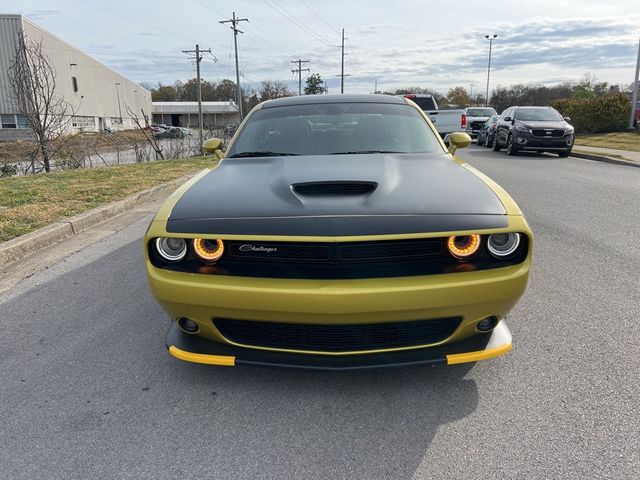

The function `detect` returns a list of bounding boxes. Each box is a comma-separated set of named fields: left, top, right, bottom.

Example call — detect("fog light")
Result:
left=178, top=317, right=199, bottom=334
left=477, top=316, right=498, bottom=332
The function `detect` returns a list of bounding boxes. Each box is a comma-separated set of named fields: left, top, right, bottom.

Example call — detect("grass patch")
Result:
left=0, top=157, right=216, bottom=243
left=574, top=132, right=640, bottom=152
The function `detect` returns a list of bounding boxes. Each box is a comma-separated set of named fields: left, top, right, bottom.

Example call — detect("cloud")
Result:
left=25, top=9, right=60, bottom=21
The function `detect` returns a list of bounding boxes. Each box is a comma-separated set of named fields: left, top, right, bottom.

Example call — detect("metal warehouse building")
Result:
left=151, top=101, right=240, bottom=129
left=0, top=14, right=151, bottom=141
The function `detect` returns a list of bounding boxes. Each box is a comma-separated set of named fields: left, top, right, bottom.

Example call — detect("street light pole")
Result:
left=628, top=34, right=640, bottom=130
left=485, top=34, right=497, bottom=107
left=115, top=82, right=122, bottom=120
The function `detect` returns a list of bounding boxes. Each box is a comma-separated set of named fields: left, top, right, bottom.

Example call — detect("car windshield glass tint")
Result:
left=409, top=97, right=437, bottom=110
left=467, top=108, right=496, bottom=116
left=515, top=108, right=562, bottom=121
left=227, top=103, right=441, bottom=157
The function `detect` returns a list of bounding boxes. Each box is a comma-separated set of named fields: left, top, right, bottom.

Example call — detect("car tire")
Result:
left=492, top=135, right=501, bottom=151
left=506, top=135, right=518, bottom=156
left=558, top=150, right=571, bottom=157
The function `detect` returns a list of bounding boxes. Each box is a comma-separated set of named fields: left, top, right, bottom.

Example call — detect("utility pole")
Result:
left=340, top=28, right=345, bottom=93
left=485, top=34, right=497, bottom=106
left=182, top=44, right=212, bottom=152
left=291, top=59, right=310, bottom=95
left=628, top=34, right=640, bottom=130
left=336, top=28, right=350, bottom=93
left=469, top=83, right=477, bottom=106
left=220, top=12, right=248, bottom=120
left=374, top=80, right=377, bottom=94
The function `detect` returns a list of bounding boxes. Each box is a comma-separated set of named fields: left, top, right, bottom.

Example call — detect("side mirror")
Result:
left=503, top=116, right=512, bottom=122
left=203, top=138, right=225, bottom=160
left=563, top=116, right=571, bottom=122
left=445, top=132, right=472, bottom=154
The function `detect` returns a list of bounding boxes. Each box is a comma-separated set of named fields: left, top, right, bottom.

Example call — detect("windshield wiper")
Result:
left=328, top=150, right=406, bottom=155
left=228, top=151, right=300, bottom=158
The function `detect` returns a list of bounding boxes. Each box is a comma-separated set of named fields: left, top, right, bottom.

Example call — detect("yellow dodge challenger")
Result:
left=145, top=94, right=532, bottom=370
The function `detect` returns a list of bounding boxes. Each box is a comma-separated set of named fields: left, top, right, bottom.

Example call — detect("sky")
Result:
left=4, top=0, right=640, bottom=96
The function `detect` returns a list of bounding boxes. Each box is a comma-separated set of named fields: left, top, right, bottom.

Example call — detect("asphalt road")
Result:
left=1, top=146, right=638, bottom=479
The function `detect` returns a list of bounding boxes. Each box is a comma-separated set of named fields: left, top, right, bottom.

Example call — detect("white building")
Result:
left=152, top=101, right=240, bottom=129
left=0, top=14, right=151, bottom=141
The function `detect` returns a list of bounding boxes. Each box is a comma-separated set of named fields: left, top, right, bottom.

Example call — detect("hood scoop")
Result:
left=292, top=181, right=378, bottom=196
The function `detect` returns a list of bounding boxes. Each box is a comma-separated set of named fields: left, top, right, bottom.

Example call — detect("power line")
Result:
left=291, top=59, right=310, bottom=95
left=220, top=12, right=249, bottom=119
left=298, top=0, right=340, bottom=35
left=261, top=0, right=336, bottom=48
left=79, top=0, right=197, bottom=44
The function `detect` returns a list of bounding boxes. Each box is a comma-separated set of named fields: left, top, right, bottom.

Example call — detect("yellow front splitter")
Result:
left=166, top=321, right=513, bottom=371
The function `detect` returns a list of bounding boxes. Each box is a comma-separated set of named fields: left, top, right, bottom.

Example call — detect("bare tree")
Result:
left=8, top=34, right=75, bottom=172
left=126, top=105, right=164, bottom=160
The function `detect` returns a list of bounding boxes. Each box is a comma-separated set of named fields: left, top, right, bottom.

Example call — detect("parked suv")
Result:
left=464, top=107, right=497, bottom=140
left=492, top=106, right=574, bottom=157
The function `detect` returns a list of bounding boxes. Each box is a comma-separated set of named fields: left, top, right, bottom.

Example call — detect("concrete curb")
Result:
left=0, top=173, right=195, bottom=267
left=570, top=151, right=640, bottom=168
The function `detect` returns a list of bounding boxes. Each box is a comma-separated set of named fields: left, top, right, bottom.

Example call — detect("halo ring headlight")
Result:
left=155, top=237, right=187, bottom=262
left=193, top=238, right=224, bottom=263
left=447, top=234, right=481, bottom=259
left=487, top=233, right=521, bottom=258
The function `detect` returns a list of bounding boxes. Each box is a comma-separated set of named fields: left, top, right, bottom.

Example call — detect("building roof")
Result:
left=152, top=101, right=238, bottom=114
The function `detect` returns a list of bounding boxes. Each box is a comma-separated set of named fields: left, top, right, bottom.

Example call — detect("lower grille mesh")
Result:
left=214, top=317, right=462, bottom=352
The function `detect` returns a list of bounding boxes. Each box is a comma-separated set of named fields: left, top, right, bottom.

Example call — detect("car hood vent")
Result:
left=292, top=181, right=377, bottom=196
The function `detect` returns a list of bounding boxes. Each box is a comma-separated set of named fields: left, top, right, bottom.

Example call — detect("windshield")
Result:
left=227, top=102, right=441, bottom=157
left=466, top=108, right=496, bottom=117
left=515, top=108, right=562, bottom=121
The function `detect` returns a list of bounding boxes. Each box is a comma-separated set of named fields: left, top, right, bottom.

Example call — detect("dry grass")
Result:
left=574, top=132, right=640, bottom=152
left=0, top=129, right=148, bottom=163
left=0, top=156, right=216, bottom=242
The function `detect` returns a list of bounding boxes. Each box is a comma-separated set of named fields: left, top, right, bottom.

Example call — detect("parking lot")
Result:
left=1, top=146, right=638, bottom=479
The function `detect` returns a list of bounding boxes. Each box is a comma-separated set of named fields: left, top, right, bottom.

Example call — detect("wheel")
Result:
left=506, top=135, right=518, bottom=156
left=558, top=150, right=571, bottom=157
left=492, top=134, right=501, bottom=151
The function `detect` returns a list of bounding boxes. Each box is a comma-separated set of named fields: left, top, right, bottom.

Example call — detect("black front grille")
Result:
left=227, top=238, right=443, bottom=263
left=531, top=129, right=565, bottom=137
left=339, top=240, right=441, bottom=260
left=292, top=181, right=377, bottom=196
left=214, top=317, right=462, bottom=352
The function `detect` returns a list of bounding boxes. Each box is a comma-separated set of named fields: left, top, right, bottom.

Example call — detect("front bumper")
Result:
left=166, top=320, right=513, bottom=370
left=515, top=133, right=574, bottom=151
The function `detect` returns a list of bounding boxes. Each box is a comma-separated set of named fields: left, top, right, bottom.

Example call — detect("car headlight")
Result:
left=447, top=234, right=481, bottom=259
left=515, top=125, right=529, bottom=133
left=155, top=237, right=187, bottom=262
left=565, top=127, right=574, bottom=135
left=487, top=233, right=521, bottom=258
left=193, top=238, right=224, bottom=263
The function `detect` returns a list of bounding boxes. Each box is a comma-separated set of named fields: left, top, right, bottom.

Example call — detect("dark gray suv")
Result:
left=492, top=106, right=574, bottom=157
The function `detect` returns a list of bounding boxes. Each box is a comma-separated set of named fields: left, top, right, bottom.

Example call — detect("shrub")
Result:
left=0, top=163, right=18, bottom=178
left=552, top=93, right=630, bottom=133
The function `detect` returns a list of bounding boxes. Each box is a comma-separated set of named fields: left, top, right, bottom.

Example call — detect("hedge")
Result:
left=552, top=93, right=630, bottom=134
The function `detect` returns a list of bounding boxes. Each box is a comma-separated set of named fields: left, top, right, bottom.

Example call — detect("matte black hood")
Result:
left=167, top=153, right=508, bottom=236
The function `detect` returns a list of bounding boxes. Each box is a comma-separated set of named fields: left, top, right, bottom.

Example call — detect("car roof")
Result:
left=261, top=94, right=406, bottom=109
left=511, top=106, right=553, bottom=109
